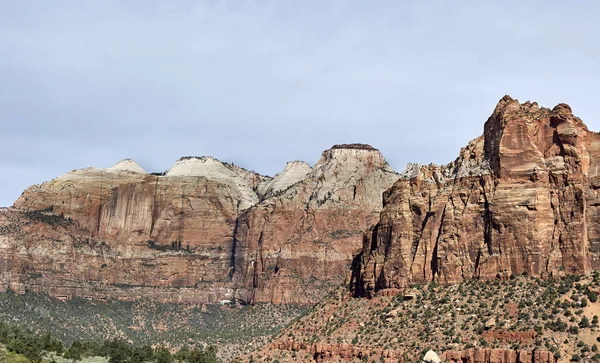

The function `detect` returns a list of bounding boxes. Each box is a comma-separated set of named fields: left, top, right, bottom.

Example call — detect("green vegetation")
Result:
left=0, top=318, right=218, bottom=363
left=250, top=273, right=600, bottom=362
left=0, top=321, right=63, bottom=362
left=0, top=291, right=308, bottom=362
left=23, top=208, right=72, bottom=226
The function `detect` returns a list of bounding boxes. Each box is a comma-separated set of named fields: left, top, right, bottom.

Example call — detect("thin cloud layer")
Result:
left=1, top=0, right=599, bottom=206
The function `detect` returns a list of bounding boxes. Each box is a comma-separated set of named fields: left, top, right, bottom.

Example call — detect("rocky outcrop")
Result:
left=5, top=95, right=599, bottom=306
left=3, top=158, right=255, bottom=302
left=422, top=350, right=441, bottom=363
left=351, top=96, right=600, bottom=297
left=265, top=341, right=555, bottom=363
left=442, top=348, right=557, bottom=363
left=259, top=161, right=312, bottom=198
left=270, top=340, right=404, bottom=362
left=165, top=156, right=271, bottom=211
left=232, top=144, right=399, bottom=303
left=2, top=147, right=397, bottom=304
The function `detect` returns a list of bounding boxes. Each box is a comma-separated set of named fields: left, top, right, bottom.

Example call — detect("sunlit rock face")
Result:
left=5, top=158, right=254, bottom=302
left=2, top=145, right=398, bottom=304
left=4, top=95, right=599, bottom=306
left=351, top=96, right=600, bottom=298
left=232, top=144, right=399, bottom=304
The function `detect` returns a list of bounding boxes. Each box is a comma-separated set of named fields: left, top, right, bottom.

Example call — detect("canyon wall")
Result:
left=1, top=146, right=397, bottom=304
left=232, top=145, right=399, bottom=303
left=2, top=159, right=250, bottom=302
left=3, top=96, right=600, bottom=305
left=351, top=96, right=600, bottom=297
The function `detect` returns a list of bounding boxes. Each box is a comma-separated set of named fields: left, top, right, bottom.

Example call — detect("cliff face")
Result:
left=2, top=147, right=397, bottom=304
left=442, top=348, right=557, bottom=363
left=232, top=145, right=399, bottom=304
left=4, top=159, right=252, bottom=302
left=259, top=342, right=556, bottom=363
left=4, top=96, right=600, bottom=305
left=351, top=96, right=600, bottom=297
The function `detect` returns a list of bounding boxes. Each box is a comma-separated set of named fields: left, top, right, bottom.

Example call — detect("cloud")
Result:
left=1, top=0, right=599, bottom=206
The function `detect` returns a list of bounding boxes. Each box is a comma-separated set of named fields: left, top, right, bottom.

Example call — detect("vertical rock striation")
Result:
left=3, top=159, right=265, bottom=302
left=351, top=96, right=600, bottom=297
left=232, top=144, right=399, bottom=303
left=2, top=148, right=397, bottom=304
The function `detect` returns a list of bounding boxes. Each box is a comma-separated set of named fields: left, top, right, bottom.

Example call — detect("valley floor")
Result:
left=0, top=292, right=308, bottom=362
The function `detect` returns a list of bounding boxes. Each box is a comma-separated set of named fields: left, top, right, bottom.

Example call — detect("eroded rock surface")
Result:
left=4, top=159, right=251, bottom=302
left=2, top=146, right=397, bottom=304
left=4, top=96, right=599, bottom=306
left=351, top=96, right=600, bottom=297
left=442, top=348, right=557, bottom=363
left=250, top=340, right=555, bottom=363
left=232, top=144, right=399, bottom=303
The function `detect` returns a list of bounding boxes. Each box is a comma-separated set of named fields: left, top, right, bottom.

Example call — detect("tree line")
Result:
left=0, top=320, right=218, bottom=363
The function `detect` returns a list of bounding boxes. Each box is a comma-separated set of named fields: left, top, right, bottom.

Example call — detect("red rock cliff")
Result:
left=3, top=159, right=255, bottom=302
left=232, top=145, right=399, bottom=304
left=351, top=96, right=600, bottom=297
left=1, top=146, right=397, bottom=304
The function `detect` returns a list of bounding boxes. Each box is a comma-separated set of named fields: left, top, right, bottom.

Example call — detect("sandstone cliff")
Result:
left=351, top=96, right=600, bottom=297
left=232, top=144, right=399, bottom=303
left=442, top=348, right=557, bottom=363
left=258, top=341, right=556, bottom=363
left=2, top=146, right=397, bottom=303
left=5, top=95, right=600, bottom=306
left=4, top=158, right=255, bottom=302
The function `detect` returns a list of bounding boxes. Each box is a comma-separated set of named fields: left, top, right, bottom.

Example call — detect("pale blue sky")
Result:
left=1, top=0, right=599, bottom=206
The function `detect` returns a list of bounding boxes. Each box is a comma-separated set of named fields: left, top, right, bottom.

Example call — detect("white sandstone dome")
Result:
left=166, top=156, right=261, bottom=210
left=261, top=161, right=312, bottom=197
left=106, top=159, right=147, bottom=174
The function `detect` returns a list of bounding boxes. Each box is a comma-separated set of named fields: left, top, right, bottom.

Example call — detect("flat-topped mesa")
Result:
left=351, top=96, right=600, bottom=298
left=330, top=143, right=377, bottom=150
left=303, top=145, right=397, bottom=208
left=324, top=144, right=394, bottom=174
left=231, top=145, right=399, bottom=304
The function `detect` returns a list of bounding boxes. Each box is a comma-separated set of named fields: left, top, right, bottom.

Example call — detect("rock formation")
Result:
left=258, top=340, right=556, bottom=363
left=165, top=156, right=271, bottom=211
left=422, top=350, right=441, bottom=363
left=1, top=146, right=397, bottom=304
left=3, top=158, right=254, bottom=302
left=351, top=96, right=600, bottom=297
left=3, top=95, right=600, bottom=306
left=232, top=144, right=399, bottom=303
left=442, top=348, right=557, bottom=363
left=259, top=161, right=312, bottom=198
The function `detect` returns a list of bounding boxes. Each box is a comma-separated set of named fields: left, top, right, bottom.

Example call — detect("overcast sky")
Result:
left=1, top=1, right=599, bottom=206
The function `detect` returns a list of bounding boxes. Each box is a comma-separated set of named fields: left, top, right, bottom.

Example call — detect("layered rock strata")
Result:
left=263, top=340, right=556, bottom=363
left=4, top=95, right=600, bottom=305
left=232, top=145, right=399, bottom=303
left=4, top=159, right=251, bottom=302
left=442, top=348, right=557, bottom=363
left=351, top=96, right=600, bottom=297
left=2, top=146, right=397, bottom=303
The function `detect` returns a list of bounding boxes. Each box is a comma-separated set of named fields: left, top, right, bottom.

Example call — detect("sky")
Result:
left=1, top=1, right=599, bottom=206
